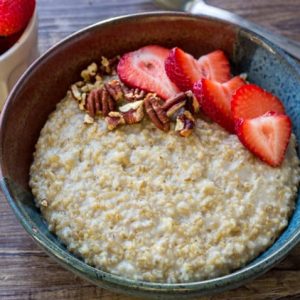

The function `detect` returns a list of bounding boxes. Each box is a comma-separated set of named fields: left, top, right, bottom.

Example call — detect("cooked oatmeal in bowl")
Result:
left=29, top=46, right=300, bottom=283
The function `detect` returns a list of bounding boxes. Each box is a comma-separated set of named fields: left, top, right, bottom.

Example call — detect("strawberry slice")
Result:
left=198, top=50, right=231, bottom=83
left=117, top=45, right=180, bottom=100
left=0, top=0, right=36, bottom=36
left=232, top=84, right=285, bottom=120
left=235, top=112, right=291, bottom=167
left=165, top=48, right=231, bottom=92
left=165, top=47, right=202, bottom=91
left=193, top=76, right=246, bottom=132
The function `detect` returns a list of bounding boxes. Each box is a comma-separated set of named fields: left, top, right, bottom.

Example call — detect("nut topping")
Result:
left=86, top=88, right=116, bottom=118
left=70, top=84, right=82, bottom=101
left=105, top=80, right=124, bottom=102
left=144, top=94, right=170, bottom=132
left=175, top=111, right=195, bottom=137
left=105, top=112, right=125, bottom=130
left=119, top=100, right=144, bottom=124
left=123, top=86, right=146, bottom=102
left=185, top=90, right=200, bottom=114
left=162, top=92, right=186, bottom=117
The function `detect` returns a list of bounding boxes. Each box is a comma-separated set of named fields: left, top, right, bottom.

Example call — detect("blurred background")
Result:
left=38, top=0, right=300, bottom=54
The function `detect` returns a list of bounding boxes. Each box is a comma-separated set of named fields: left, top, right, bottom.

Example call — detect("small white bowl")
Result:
left=0, top=8, right=38, bottom=109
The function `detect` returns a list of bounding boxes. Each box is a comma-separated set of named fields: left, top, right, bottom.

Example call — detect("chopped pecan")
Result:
left=144, top=94, right=170, bottom=132
left=105, top=80, right=124, bottom=102
left=123, top=86, right=146, bottom=102
left=185, top=90, right=200, bottom=114
left=105, top=112, right=125, bottom=130
left=86, top=88, right=116, bottom=118
left=81, top=62, right=98, bottom=82
left=119, top=100, right=144, bottom=124
left=84, top=113, right=94, bottom=124
left=175, top=110, right=195, bottom=137
left=162, top=92, right=186, bottom=117
left=100, top=56, right=120, bottom=75
left=70, top=84, right=82, bottom=101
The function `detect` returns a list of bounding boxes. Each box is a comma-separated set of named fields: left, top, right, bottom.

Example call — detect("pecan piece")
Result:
left=185, top=90, right=200, bottom=114
left=70, top=84, right=82, bottom=101
left=119, top=100, right=144, bottom=124
left=86, top=88, right=116, bottom=118
left=105, top=80, right=124, bottom=102
left=100, top=56, right=120, bottom=75
left=175, top=110, right=195, bottom=137
left=86, top=88, right=101, bottom=117
left=123, top=86, right=146, bottom=102
left=81, top=62, right=98, bottom=82
left=162, top=92, right=186, bottom=117
left=105, top=112, right=125, bottom=130
left=144, top=94, right=170, bottom=132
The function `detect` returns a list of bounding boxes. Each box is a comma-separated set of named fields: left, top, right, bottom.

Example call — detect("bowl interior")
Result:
left=0, top=13, right=300, bottom=298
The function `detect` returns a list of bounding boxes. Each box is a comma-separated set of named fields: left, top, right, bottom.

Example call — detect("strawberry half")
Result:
left=117, top=45, right=180, bottom=100
left=198, top=50, right=231, bottom=83
left=235, top=112, right=291, bottom=167
left=165, top=48, right=231, bottom=92
left=193, top=76, right=246, bottom=132
left=0, top=0, right=36, bottom=36
left=232, top=84, right=285, bottom=120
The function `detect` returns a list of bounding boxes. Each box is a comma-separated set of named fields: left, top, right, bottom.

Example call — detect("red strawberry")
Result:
left=117, top=45, right=180, bottom=100
left=232, top=84, right=285, bottom=120
left=0, top=0, right=36, bottom=36
left=235, top=112, right=291, bottom=167
left=193, top=76, right=246, bottom=132
left=165, top=47, right=202, bottom=91
left=198, top=50, right=231, bottom=83
left=165, top=48, right=231, bottom=92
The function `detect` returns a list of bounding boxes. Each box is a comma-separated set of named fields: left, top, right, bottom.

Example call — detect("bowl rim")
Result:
left=1, top=11, right=300, bottom=295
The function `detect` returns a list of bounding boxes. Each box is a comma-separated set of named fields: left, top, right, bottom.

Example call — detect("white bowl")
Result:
left=0, top=8, right=38, bottom=109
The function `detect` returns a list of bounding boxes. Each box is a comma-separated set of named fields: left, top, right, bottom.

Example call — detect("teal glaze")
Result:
left=0, top=13, right=299, bottom=299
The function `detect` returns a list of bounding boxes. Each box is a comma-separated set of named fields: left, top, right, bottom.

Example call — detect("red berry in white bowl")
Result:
left=0, top=0, right=36, bottom=36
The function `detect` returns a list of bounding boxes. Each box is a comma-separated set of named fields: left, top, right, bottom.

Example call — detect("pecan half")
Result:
left=144, top=94, right=170, bottom=132
left=105, top=80, right=124, bottom=102
left=119, top=100, right=144, bottom=124
left=175, top=110, right=195, bottom=137
left=105, top=112, right=125, bottom=130
left=86, top=88, right=116, bottom=118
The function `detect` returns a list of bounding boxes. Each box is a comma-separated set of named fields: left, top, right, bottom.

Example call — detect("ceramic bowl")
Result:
left=0, top=12, right=299, bottom=299
left=0, top=8, right=38, bottom=109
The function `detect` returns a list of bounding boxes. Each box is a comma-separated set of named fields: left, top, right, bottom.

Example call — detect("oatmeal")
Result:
left=30, top=94, right=300, bottom=283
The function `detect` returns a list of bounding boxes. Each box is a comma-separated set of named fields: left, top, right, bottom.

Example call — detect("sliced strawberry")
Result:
left=235, top=112, right=291, bottom=167
left=0, top=0, right=36, bottom=36
left=165, top=48, right=231, bottom=92
left=193, top=76, right=246, bottom=132
left=232, top=84, right=285, bottom=120
left=117, top=45, right=180, bottom=100
left=165, top=47, right=202, bottom=91
left=198, top=50, right=231, bottom=83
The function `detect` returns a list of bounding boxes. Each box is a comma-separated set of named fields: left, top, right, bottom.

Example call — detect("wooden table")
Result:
left=1, top=0, right=300, bottom=299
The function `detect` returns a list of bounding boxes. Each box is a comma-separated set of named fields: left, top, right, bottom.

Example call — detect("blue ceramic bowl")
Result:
left=0, top=12, right=299, bottom=299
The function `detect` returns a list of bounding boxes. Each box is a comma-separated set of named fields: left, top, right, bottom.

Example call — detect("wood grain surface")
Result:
left=1, top=0, right=300, bottom=299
